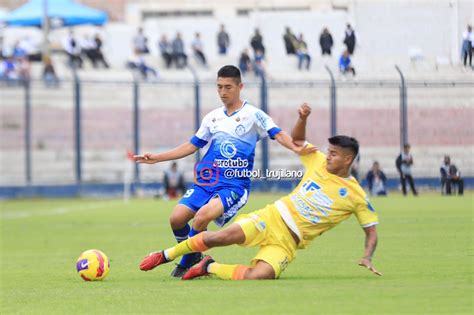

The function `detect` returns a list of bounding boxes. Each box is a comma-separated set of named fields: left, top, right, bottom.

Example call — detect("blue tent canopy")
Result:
left=6, top=0, right=107, bottom=27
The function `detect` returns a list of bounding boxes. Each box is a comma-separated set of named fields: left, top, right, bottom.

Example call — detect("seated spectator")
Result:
left=319, top=27, right=333, bottom=56
left=93, top=34, right=110, bottom=68
left=250, top=28, right=265, bottom=56
left=366, top=161, right=387, bottom=196
left=163, top=162, right=185, bottom=200
left=17, top=56, right=31, bottom=82
left=440, top=156, right=464, bottom=195
left=191, top=32, right=207, bottom=67
left=0, top=56, right=18, bottom=83
left=217, top=24, right=230, bottom=55
left=283, top=27, right=297, bottom=55
left=253, top=49, right=266, bottom=77
left=133, top=27, right=149, bottom=54
left=296, top=33, right=311, bottom=70
left=127, top=49, right=158, bottom=80
left=339, top=50, right=355, bottom=76
left=63, top=30, right=83, bottom=69
left=238, top=49, right=252, bottom=75
left=172, top=32, right=187, bottom=69
left=158, top=35, right=173, bottom=68
left=80, top=35, right=98, bottom=68
left=43, top=56, right=59, bottom=87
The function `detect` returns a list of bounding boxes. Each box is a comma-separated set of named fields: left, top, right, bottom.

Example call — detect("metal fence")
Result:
left=1, top=69, right=473, bottom=188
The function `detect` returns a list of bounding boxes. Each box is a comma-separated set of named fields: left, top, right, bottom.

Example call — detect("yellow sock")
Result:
left=208, top=263, right=249, bottom=280
left=165, top=234, right=209, bottom=261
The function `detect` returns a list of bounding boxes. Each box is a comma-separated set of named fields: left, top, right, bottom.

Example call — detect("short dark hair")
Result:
left=217, top=65, right=241, bottom=84
left=328, top=135, right=359, bottom=160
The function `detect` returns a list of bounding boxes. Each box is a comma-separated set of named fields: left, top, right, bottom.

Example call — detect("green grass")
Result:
left=1, top=193, right=472, bottom=314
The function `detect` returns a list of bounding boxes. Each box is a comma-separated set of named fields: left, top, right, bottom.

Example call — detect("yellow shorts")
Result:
left=235, top=204, right=297, bottom=278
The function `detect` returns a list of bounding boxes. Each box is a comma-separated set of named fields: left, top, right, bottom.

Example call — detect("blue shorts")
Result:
left=179, top=184, right=249, bottom=227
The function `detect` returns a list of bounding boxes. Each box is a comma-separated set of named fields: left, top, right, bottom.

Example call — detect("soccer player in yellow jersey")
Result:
left=139, top=103, right=382, bottom=280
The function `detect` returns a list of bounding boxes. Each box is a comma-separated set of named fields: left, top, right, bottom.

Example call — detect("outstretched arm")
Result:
left=133, top=142, right=198, bottom=164
left=358, top=225, right=382, bottom=276
left=274, top=131, right=316, bottom=156
left=291, top=103, right=311, bottom=145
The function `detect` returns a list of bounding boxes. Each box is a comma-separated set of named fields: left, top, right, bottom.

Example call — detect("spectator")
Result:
left=158, top=35, right=173, bottom=68
left=17, top=56, right=31, bottom=82
left=127, top=49, right=158, bottom=80
left=0, top=56, right=18, bottom=83
left=366, top=161, right=387, bottom=196
left=133, top=27, right=149, bottom=54
left=250, top=28, right=265, bottom=56
left=42, top=56, right=59, bottom=87
left=80, top=35, right=98, bottom=68
left=296, top=33, right=311, bottom=70
left=319, top=27, right=333, bottom=56
left=172, top=32, right=187, bottom=69
left=339, top=50, right=356, bottom=76
left=440, top=156, right=464, bottom=195
left=238, top=49, right=252, bottom=75
left=93, top=34, right=110, bottom=68
left=461, top=25, right=472, bottom=68
left=191, top=32, right=207, bottom=67
left=63, top=30, right=83, bottom=68
left=253, top=49, right=266, bottom=77
left=396, top=143, right=418, bottom=196
left=163, top=162, right=186, bottom=200
left=217, top=24, right=230, bottom=55
left=343, top=24, right=356, bottom=55
left=283, top=26, right=297, bottom=55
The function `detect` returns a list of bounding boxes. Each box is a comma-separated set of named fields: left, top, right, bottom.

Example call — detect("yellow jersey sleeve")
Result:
left=299, top=143, right=325, bottom=170
left=353, top=195, right=379, bottom=228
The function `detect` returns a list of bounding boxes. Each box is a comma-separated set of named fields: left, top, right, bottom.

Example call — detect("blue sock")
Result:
left=179, top=227, right=203, bottom=268
left=172, top=224, right=190, bottom=243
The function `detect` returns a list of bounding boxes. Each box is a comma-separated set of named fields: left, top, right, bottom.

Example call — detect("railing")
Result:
left=1, top=69, right=473, bottom=187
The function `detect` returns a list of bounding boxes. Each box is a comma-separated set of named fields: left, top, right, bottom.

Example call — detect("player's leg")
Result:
left=179, top=187, right=248, bottom=270
left=170, top=185, right=211, bottom=276
left=139, top=223, right=245, bottom=271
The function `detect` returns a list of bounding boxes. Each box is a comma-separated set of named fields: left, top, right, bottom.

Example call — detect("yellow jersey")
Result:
left=276, top=145, right=379, bottom=248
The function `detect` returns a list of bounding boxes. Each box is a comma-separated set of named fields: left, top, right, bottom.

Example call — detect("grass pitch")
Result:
left=1, top=193, right=472, bottom=314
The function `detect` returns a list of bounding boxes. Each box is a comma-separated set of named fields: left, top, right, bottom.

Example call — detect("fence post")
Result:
left=23, top=79, right=32, bottom=185
left=260, top=71, right=269, bottom=187
left=395, top=65, right=408, bottom=149
left=133, top=80, right=140, bottom=183
left=73, top=71, right=82, bottom=184
left=188, top=66, right=201, bottom=163
left=325, top=65, right=337, bottom=137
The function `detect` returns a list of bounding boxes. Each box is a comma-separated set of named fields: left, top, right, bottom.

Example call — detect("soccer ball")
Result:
left=76, top=249, right=110, bottom=281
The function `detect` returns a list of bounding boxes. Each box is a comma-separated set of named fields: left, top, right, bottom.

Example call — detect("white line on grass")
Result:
left=1, top=201, right=122, bottom=220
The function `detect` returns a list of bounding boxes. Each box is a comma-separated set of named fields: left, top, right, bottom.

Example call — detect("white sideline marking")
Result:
left=1, top=201, right=121, bottom=220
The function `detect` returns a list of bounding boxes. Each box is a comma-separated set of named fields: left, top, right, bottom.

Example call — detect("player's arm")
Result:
left=358, top=225, right=382, bottom=276
left=133, top=142, right=198, bottom=164
left=291, top=103, right=311, bottom=145
left=274, top=131, right=316, bottom=156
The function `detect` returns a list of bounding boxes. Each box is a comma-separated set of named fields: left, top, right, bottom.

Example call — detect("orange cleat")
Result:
left=181, top=256, right=214, bottom=280
left=139, top=251, right=168, bottom=271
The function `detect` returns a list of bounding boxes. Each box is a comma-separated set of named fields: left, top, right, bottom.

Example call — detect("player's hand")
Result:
left=298, top=103, right=312, bottom=120
left=293, top=144, right=317, bottom=156
left=133, top=153, right=158, bottom=164
left=358, top=258, right=382, bottom=276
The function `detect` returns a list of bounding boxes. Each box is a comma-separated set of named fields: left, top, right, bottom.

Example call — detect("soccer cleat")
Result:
left=170, top=264, right=188, bottom=278
left=139, top=251, right=168, bottom=271
left=182, top=256, right=214, bottom=280
left=170, top=253, right=204, bottom=278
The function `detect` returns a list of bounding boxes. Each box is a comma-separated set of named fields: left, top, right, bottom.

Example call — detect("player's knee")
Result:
left=169, top=210, right=188, bottom=230
left=192, top=212, right=213, bottom=230
left=243, top=268, right=275, bottom=280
